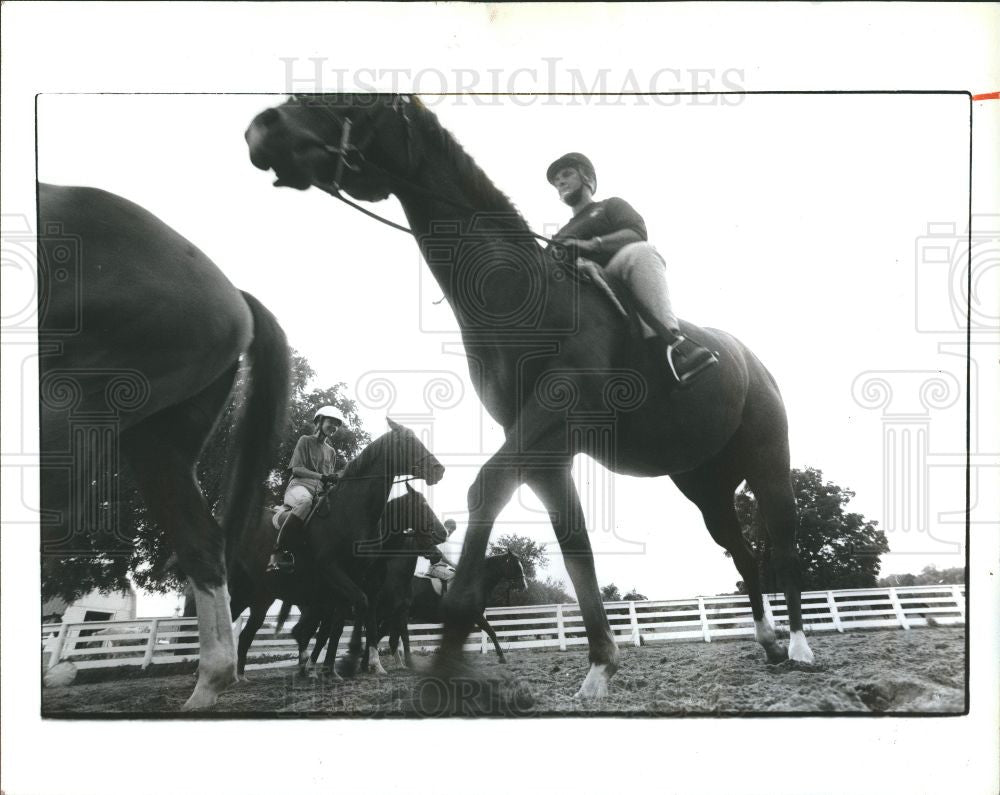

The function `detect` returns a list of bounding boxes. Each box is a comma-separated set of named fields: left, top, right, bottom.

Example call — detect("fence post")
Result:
left=887, top=587, right=910, bottom=630
left=628, top=601, right=641, bottom=647
left=556, top=604, right=567, bottom=651
left=47, top=619, right=71, bottom=669
left=951, top=584, right=966, bottom=622
left=826, top=591, right=844, bottom=632
left=697, top=597, right=711, bottom=642
left=141, top=618, right=161, bottom=669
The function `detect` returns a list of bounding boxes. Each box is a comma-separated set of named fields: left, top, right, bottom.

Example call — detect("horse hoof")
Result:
left=335, top=654, right=362, bottom=679
left=764, top=643, right=789, bottom=665
left=574, top=663, right=613, bottom=700
left=788, top=631, right=815, bottom=664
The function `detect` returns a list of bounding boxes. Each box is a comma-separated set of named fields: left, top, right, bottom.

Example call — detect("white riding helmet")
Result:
left=313, top=405, right=346, bottom=426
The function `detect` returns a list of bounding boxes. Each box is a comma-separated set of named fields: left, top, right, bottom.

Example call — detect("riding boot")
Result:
left=663, top=332, right=719, bottom=387
left=266, top=513, right=305, bottom=574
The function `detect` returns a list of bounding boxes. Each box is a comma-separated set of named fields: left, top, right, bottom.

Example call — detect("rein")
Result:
left=297, top=96, right=625, bottom=316
left=308, top=98, right=568, bottom=255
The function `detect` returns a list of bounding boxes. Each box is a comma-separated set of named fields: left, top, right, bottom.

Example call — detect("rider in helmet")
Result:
left=424, top=518, right=459, bottom=582
left=266, top=405, right=348, bottom=574
left=546, top=152, right=718, bottom=386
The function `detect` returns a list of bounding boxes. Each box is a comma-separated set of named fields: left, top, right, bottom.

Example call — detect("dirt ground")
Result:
left=42, top=626, right=966, bottom=717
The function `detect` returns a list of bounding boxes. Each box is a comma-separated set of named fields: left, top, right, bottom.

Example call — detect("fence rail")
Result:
left=42, top=584, right=965, bottom=672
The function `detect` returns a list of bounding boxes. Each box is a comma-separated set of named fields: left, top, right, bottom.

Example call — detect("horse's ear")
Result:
left=387, top=417, right=402, bottom=431
left=405, top=482, right=416, bottom=495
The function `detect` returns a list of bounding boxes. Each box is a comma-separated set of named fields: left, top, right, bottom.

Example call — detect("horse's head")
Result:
left=246, top=94, right=419, bottom=202
left=386, top=417, right=445, bottom=485
left=392, top=482, right=449, bottom=548
left=499, top=549, right=527, bottom=592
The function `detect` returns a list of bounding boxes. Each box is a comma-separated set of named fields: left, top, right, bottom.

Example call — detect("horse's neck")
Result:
left=396, top=150, right=534, bottom=321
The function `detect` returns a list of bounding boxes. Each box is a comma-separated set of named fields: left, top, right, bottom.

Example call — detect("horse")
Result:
left=246, top=95, right=815, bottom=704
left=227, top=419, right=444, bottom=677
left=407, top=550, right=527, bottom=664
left=295, top=483, right=449, bottom=675
left=38, top=184, right=289, bottom=710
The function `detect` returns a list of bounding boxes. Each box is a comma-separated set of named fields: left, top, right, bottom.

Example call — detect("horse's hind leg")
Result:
left=236, top=601, right=269, bottom=679
left=121, top=368, right=240, bottom=710
left=746, top=470, right=814, bottom=664
left=672, top=465, right=787, bottom=664
left=476, top=616, right=506, bottom=664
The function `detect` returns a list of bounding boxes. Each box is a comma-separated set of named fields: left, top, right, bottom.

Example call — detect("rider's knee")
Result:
left=605, top=241, right=664, bottom=280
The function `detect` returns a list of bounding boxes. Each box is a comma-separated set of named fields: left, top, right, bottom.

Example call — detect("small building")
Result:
left=42, top=586, right=138, bottom=625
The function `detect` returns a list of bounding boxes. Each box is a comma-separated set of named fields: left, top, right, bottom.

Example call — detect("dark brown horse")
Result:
left=294, top=483, right=449, bottom=675
left=38, top=184, right=289, bottom=709
left=246, top=95, right=814, bottom=703
left=228, top=420, right=445, bottom=676
left=407, top=550, right=527, bottom=664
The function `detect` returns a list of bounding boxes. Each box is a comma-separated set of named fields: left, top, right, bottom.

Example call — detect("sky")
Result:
left=33, top=90, right=981, bottom=616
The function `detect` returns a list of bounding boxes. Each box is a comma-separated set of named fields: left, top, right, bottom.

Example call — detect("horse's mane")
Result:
left=338, top=428, right=390, bottom=480
left=407, top=98, right=532, bottom=233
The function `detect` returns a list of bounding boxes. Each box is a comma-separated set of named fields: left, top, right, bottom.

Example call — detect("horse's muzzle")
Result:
left=415, top=462, right=445, bottom=486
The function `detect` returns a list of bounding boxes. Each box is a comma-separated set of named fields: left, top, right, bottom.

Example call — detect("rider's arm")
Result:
left=288, top=436, right=323, bottom=480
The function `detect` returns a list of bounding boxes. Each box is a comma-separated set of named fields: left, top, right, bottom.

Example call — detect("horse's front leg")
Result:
left=527, top=466, right=618, bottom=699
left=438, top=450, right=527, bottom=659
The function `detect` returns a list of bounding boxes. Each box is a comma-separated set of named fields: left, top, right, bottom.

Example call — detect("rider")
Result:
left=546, top=152, right=718, bottom=386
left=424, top=518, right=458, bottom=582
left=266, top=405, right=348, bottom=574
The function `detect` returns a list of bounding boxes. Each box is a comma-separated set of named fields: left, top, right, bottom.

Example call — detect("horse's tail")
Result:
left=221, top=291, right=290, bottom=575
left=274, top=601, right=294, bottom=636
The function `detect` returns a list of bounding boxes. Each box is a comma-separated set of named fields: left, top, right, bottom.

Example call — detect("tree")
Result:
left=42, top=349, right=371, bottom=601
left=600, top=583, right=622, bottom=602
left=878, top=565, right=964, bottom=588
left=733, top=467, right=889, bottom=593
left=485, top=533, right=574, bottom=606
left=622, top=588, right=647, bottom=601
left=488, top=534, right=548, bottom=581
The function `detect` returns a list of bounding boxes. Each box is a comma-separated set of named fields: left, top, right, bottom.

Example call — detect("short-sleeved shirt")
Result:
left=287, top=434, right=346, bottom=491
left=550, top=197, right=648, bottom=267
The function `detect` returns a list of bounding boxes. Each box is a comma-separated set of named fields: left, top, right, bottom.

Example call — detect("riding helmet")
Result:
left=546, top=152, right=597, bottom=194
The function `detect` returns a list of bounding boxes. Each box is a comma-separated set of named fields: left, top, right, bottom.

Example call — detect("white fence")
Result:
left=42, top=584, right=965, bottom=672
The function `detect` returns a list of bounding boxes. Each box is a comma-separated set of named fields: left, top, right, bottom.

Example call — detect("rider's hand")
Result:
left=321, top=472, right=339, bottom=486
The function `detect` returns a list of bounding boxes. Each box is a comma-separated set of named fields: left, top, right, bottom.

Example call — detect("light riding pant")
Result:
left=284, top=480, right=318, bottom=520
left=602, top=241, right=680, bottom=339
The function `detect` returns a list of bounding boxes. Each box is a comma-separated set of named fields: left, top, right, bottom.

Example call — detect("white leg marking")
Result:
left=574, top=663, right=612, bottom=700
left=368, top=646, right=387, bottom=675
left=788, top=630, right=815, bottom=664
left=394, top=647, right=406, bottom=668
left=182, top=582, right=238, bottom=711
left=754, top=618, right=777, bottom=646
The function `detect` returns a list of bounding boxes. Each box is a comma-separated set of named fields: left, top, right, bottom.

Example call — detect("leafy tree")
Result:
left=622, top=588, right=647, bottom=601
left=733, top=466, right=889, bottom=593
left=42, top=349, right=370, bottom=602
left=600, top=583, right=622, bottom=602
left=878, top=565, right=964, bottom=588
left=485, top=533, right=574, bottom=606
left=488, top=533, right=548, bottom=581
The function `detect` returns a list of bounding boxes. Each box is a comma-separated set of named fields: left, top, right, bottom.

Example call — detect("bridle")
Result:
left=289, top=94, right=568, bottom=253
